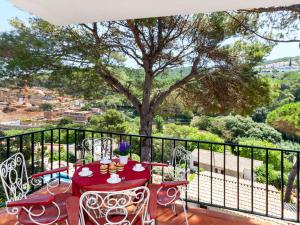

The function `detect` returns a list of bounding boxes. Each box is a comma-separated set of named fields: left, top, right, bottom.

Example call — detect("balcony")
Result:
left=0, top=127, right=299, bottom=224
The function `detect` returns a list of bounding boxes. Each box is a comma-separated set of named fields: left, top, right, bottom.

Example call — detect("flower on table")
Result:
left=115, top=141, right=131, bottom=156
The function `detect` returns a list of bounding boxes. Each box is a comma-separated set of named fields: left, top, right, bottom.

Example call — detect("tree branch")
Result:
left=95, top=64, right=141, bottom=111
left=150, top=54, right=202, bottom=112
left=227, top=12, right=300, bottom=43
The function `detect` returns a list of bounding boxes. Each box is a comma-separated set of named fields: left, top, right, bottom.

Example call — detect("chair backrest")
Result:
left=0, top=153, right=30, bottom=202
left=81, top=138, right=113, bottom=161
left=79, top=186, right=151, bottom=225
left=170, top=146, right=191, bottom=181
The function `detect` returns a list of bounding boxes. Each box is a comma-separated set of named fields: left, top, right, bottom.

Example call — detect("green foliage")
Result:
left=39, top=103, right=53, bottom=111
left=160, top=124, right=224, bottom=152
left=256, top=164, right=288, bottom=189
left=277, top=141, right=300, bottom=151
left=47, top=147, right=76, bottom=163
left=239, top=138, right=292, bottom=188
left=238, top=138, right=279, bottom=166
left=180, top=41, right=272, bottom=115
left=154, top=116, right=164, bottom=132
left=208, top=115, right=282, bottom=143
left=251, top=107, right=269, bottom=123
left=88, top=109, right=128, bottom=133
left=267, top=71, right=300, bottom=110
left=191, top=116, right=212, bottom=130
left=57, top=117, right=74, bottom=127
left=267, top=102, right=300, bottom=138
left=96, top=95, right=124, bottom=109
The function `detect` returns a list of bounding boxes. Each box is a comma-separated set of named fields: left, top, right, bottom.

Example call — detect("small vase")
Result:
left=119, top=155, right=129, bottom=165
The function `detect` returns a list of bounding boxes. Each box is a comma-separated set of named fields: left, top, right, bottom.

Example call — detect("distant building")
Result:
left=191, top=149, right=263, bottom=180
left=91, top=108, right=102, bottom=114
left=0, top=88, right=18, bottom=103
left=44, top=108, right=63, bottom=120
left=63, top=110, right=91, bottom=122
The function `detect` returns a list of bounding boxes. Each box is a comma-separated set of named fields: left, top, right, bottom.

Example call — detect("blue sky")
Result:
left=1, top=0, right=300, bottom=61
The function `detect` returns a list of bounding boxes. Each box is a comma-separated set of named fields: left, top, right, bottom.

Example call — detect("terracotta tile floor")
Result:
left=155, top=205, right=274, bottom=225
left=0, top=183, right=276, bottom=225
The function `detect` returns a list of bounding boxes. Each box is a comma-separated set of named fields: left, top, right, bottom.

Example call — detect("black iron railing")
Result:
left=0, top=127, right=299, bottom=222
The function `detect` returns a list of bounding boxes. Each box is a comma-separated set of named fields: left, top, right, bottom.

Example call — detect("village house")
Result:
left=44, top=108, right=64, bottom=120
left=191, top=149, right=263, bottom=180
left=0, top=88, right=19, bottom=103
left=63, top=110, right=91, bottom=123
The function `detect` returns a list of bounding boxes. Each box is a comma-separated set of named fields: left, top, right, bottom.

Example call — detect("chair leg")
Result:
left=172, top=203, right=177, bottom=216
left=181, top=199, right=189, bottom=225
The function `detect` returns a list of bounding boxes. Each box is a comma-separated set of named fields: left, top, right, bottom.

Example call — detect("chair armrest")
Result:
left=66, top=196, right=80, bottom=225
left=142, top=162, right=169, bottom=167
left=7, top=195, right=55, bottom=207
left=161, top=180, right=189, bottom=188
left=31, top=166, right=69, bottom=179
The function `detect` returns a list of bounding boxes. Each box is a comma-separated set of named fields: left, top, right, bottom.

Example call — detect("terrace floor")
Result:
left=0, top=183, right=277, bottom=225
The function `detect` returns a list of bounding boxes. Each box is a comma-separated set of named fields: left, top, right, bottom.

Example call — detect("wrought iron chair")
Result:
left=74, top=137, right=113, bottom=169
left=67, top=186, right=155, bottom=225
left=0, top=152, right=72, bottom=225
left=144, top=146, right=191, bottom=225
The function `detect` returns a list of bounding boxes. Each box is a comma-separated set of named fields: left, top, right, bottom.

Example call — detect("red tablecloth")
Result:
left=72, top=160, right=150, bottom=197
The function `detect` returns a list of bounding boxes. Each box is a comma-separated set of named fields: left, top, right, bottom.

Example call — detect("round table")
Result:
left=72, top=160, right=151, bottom=197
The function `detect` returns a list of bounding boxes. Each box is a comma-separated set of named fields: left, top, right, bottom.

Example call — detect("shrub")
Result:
left=190, top=116, right=211, bottom=130
left=209, top=115, right=282, bottom=143
left=88, top=109, right=127, bottom=133
left=251, top=107, right=269, bottom=123
left=238, top=137, right=292, bottom=171
left=57, top=117, right=74, bottom=127
left=159, top=124, right=224, bottom=152
left=154, top=115, right=164, bottom=132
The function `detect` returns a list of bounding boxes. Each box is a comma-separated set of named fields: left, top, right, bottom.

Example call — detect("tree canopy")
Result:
left=267, top=102, right=300, bottom=139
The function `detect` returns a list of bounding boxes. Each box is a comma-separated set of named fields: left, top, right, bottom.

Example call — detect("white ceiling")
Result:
left=10, top=0, right=300, bottom=25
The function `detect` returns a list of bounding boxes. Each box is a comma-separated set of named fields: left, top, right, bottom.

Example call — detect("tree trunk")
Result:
left=284, top=157, right=298, bottom=202
left=139, top=113, right=153, bottom=162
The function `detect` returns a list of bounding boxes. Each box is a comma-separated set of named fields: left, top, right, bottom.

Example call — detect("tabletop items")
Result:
left=107, top=173, right=122, bottom=184
left=79, top=167, right=93, bottom=177
left=100, top=164, right=108, bottom=174
left=109, top=162, right=117, bottom=174
left=133, top=163, right=145, bottom=172
left=72, top=160, right=150, bottom=197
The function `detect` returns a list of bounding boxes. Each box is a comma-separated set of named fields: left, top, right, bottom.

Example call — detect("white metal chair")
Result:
left=145, top=146, right=191, bottom=225
left=0, top=152, right=72, bottom=225
left=75, top=138, right=113, bottom=169
left=74, top=186, right=155, bottom=225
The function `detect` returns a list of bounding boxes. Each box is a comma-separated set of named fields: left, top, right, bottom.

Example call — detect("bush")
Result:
left=251, top=107, right=269, bottom=123
left=88, top=109, right=128, bottom=133
left=209, top=115, right=282, bottom=143
left=178, top=110, right=194, bottom=120
left=256, top=164, right=288, bottom=189
left=190, top=116, right=211, bottom=130
left=39, top=103, right=53, bottom=111
left=239, top=137, right=293, bottom=189
left=238, top=137, right=292, bottom=171
left=57, top=117, right=74, bottom=127
left=154, top=115, right=164, bottom=132
left=160, top=124, right=224, bottom=152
